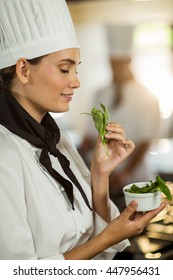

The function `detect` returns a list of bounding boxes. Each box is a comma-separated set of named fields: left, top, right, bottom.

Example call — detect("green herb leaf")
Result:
left=125, top=176, right=172, bottom=201
left=155, top=176, right=172, bottom=201
left=81, top=103, right=110, bottom=147
left=91, top=108, right=104, bottom=141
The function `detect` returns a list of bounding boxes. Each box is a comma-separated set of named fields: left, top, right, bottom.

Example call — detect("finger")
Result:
left=105, top=129, right=126, bottom=141
left=141, top=201, right=169, bottom=224
left=122, top=140, right=135, bottom=151
left=107, top=122, right=122, bottom=128
left=106, top=123, right=125, bottom=136
left=105, top=133, right=125, bottom=141
left=122, top=200, right=138, bottom=219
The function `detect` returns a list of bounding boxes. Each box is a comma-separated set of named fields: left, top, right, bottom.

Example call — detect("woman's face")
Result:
left=13, top=48, right=81, bottom=122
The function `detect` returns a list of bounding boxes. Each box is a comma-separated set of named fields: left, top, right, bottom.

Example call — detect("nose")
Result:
left=69, top=74, right=80, bottom=90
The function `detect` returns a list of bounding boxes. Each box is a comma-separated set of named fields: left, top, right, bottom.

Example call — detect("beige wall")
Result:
left=68, top=0, right=173, bottom=25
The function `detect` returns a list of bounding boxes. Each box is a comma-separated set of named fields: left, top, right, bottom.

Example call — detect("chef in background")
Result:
left=79, top=25, right=161, bottom=211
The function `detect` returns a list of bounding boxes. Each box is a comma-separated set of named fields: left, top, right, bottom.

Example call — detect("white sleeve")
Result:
left=91, top=200, right=130, bottom=260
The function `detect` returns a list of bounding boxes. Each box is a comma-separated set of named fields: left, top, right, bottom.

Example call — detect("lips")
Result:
left=61, top=93, right=74, bottom=101
left=61, top=93, right=73, bottom=96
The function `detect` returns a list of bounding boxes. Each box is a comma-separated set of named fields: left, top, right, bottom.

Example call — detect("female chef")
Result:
left=0, top=0, right=168, bottom=260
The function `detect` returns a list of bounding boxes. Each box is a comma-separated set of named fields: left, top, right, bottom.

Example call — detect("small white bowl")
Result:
left=123, top=182, right=161, bottom=212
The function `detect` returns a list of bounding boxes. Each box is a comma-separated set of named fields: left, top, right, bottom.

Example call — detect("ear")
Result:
left=15, top=58, right=30, bottom=85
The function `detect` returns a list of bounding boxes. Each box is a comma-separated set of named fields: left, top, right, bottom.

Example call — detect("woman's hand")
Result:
left=101, top=200, right=169, bottom=248
left=90, top=122, right=135, bottom=222
left=91, top=122, right=135, bottom=177
left=64, top=200, right=168, bottom=260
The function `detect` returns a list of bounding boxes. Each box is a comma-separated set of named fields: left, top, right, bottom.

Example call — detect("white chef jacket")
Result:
left=0, top=124, right=129, bottom=260
left=88, top=80, right=161, bottom=182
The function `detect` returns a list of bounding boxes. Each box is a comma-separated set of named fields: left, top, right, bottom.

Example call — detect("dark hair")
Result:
left=0, top=56, right=45, bottom=93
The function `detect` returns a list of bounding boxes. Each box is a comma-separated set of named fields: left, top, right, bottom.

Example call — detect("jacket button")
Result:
left=80, top=228, right=86, bottom=234
left=84, top=172, right=90, bottom=177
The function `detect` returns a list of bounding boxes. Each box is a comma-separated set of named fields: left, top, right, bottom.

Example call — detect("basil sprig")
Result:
left=125, top=175, right=172, bottom=201
left=81, top=103, right=110, bottom=146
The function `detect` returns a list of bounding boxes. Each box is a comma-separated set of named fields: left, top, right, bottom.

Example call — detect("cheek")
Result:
left=41, top=66, right=66, bottom=90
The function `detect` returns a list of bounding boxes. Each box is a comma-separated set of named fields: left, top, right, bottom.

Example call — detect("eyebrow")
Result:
left=59, top=59, right=81, bottom=65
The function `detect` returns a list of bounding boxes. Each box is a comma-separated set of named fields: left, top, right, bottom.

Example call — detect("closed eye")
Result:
left=60, top=69, right=69, bottom=74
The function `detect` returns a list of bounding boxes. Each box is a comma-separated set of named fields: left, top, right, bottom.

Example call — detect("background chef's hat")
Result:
left=0, top=0, right=80, bottom=69
left=106, top=25, right=134, bottom=59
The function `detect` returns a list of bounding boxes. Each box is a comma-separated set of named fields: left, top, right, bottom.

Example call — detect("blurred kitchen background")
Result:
left=55, top=0, right=173, bottom=259
left=53, top=0, right=173, bottom=179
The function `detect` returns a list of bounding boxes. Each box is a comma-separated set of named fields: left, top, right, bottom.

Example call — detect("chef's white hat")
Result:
left=106, top=25, right=134, bottom=58
left=0, top=0, right=80, bottom=69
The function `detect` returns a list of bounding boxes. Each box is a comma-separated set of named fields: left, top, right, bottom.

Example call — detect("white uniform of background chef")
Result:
left=79, top=25, right=161, bottom=210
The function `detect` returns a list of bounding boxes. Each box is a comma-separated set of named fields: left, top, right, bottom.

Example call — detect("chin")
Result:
left=61, top=104, right=70, bottom=112
left=51, top=105, right=70, bottom=114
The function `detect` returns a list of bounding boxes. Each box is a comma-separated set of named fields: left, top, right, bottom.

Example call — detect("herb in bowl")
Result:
left=125, top=176, right=172, bottom=201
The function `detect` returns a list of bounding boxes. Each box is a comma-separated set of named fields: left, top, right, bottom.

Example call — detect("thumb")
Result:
left=122, top=200, right=138, bottom=219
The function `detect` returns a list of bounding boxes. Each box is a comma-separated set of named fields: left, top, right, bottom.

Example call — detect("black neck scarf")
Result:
left=0, top=90, right=92, bottom=211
